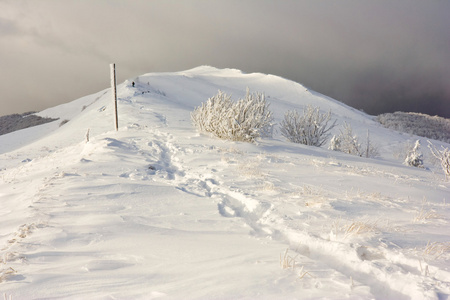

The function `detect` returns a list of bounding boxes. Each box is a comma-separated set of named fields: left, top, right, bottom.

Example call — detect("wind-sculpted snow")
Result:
left=0, top=66, right=449, bottom=299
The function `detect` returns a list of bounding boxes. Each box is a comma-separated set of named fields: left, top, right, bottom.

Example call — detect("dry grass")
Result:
left=296, top=265, right=313, bottom=280
left=1, top=252, right=21, bottom=265
left=299, top=185, right=323, bottom=196
left=280, top=248, right=298, bottom=270
left=345, top=221, right=378, bottom=235
left=422, top=241, right=450, bottom=259
left=413, top=200, right=441, bottom=223
left=332, top=218, right=379, bottom=239
left=259, top=181, right=277, bottom=192
left=280, top=248, right=313, bottom=280
left=0, top=267, right=16, bottom=283
left=414, top=207, right=440, bottom=223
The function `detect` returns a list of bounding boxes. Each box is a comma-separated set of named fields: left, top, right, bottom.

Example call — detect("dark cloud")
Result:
left=0, top=0, right=449, bottom=118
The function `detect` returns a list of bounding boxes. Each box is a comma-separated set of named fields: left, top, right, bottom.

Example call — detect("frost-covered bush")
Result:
left=191, top=89, right=273, bottom=143
left=428, top=141, right=450, bottom=180
left=404, top=140, right=424, bottom=168
left=280, top=105, right=336, bottom=147
left=364, top=131, right=380, bottom=158
left=330, top=123, right=362, bottom=156
left=330, top=123, right=378, bottom=158
left=329, top=135, right=341, bottom=151
left=377, top=112, right=450, bottom=143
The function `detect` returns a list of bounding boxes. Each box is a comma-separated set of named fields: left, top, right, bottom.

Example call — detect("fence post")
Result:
left=110, top=63, right=118, bottom=131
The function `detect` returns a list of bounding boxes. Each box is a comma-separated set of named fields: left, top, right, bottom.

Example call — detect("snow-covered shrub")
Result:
left=364, top=130, right=379, bottom=158
left=329, top=135, right=341, bottom=151
left=428, top=141, right=450, bottom=180
left=404, top=140, right=424, bottom=168
left=329, top=123, right=362, bottom=156
left=191, top=89, right=273, bottom=142
left=330, top=123, right=378, bottom=158
left=280, top=105, right=336, bottom=147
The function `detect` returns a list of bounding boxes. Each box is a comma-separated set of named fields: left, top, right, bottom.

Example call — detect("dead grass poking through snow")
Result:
left=345, top=220, right=378, bottom=235
left=413, top=199, right=442, bottom=223
left=280, top=248, right=313, bottom=280
left=422, top=241, right=450, bottom=259
left=0, top=267, right=16, bottom=283
left=332, top=218, right=379, bottom=239
left=414, top=207, right=440, bottom=223
left=280, top=248, right=298, bottom=270
left=296, top=265, right=314, bottom=280
left=1, top=252, right=25, bottom=265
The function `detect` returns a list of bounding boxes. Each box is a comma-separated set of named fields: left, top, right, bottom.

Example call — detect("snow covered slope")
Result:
left=0, top=66, right=449, bottom=299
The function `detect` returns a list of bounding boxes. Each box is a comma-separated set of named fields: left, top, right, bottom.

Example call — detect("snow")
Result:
left=0, top=66, right=449, bottom=299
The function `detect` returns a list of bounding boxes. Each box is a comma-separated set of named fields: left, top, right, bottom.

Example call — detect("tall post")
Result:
left=366, top=129, right=370, bottom=158
left=110, top=63, right=118, bottom=131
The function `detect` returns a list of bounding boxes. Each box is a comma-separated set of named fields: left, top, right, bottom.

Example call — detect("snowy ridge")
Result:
left=0, top=67, right=449, bottom=299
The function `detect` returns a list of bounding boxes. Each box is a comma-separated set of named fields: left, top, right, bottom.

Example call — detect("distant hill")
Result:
left=377, top=111, right=450, bottom=143
left=0, top=112, right=58, bottom=136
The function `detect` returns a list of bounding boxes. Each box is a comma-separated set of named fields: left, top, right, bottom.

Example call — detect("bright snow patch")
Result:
left=0, top=66, right=449, bottom=299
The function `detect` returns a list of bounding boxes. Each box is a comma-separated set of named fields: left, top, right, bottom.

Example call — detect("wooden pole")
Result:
left=366, top=129, right=370, bottom=158
left=110, top=63, right=118, bottom=131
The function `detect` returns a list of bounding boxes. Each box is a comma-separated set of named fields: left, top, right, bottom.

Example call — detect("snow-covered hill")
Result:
left=1, top=66, right=449, bottom=299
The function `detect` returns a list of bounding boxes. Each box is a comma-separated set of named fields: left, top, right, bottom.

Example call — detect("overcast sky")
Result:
left=1, top=0, right=449, bottom=118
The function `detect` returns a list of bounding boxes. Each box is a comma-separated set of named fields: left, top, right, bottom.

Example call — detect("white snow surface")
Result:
left=0, top=66, right=449, bottom=299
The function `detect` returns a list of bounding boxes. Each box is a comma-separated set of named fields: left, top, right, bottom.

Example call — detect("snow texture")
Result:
left=0, top=66, right=449, bottom=299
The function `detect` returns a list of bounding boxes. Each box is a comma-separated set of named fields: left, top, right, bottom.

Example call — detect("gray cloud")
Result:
left=0, top=0, right=449, bottom=118
left=0, top=17, right=20, bottom=37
